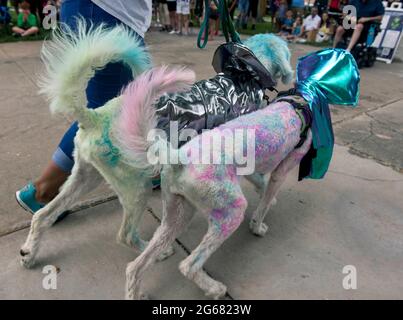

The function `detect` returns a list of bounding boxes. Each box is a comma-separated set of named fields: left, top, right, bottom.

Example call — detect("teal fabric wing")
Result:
left=296, top=48, right=360, bottom=179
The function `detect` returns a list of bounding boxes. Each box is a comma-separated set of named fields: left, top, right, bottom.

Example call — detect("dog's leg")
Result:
left=115, top=183, right=150, bottom=253
left=179, top=199, right=247, bottom=299
left=250, top=131, right=313, bottom=237
left=245, top=173, right=267, bottom=196
left=20, top=156, right=102, bottom=268
left=115, top=181, right=175, bottom=261
left=125, top=193, right=194, bottom=299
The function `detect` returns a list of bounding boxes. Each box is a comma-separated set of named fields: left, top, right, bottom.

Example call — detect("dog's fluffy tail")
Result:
left=39, top=19, right=150, bottom=126
left=116, top=66, right=195, bottom=176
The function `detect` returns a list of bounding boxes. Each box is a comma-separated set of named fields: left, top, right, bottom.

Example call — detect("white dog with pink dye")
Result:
left=116, top=66, right=312, bottom=299
left=117, top=47, right=360, bottom=299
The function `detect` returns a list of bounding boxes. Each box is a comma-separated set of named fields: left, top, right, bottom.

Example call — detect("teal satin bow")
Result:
left=296, top=48, right=360, bottom=179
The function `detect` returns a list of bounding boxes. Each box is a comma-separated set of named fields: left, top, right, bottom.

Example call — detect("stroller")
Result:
left=336, top=22, right=381, bottom=68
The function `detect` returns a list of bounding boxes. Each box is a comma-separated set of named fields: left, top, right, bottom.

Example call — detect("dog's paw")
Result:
left=125, top=285, right=148, bottom=300
left=178, top=259, right=191, bottom=278
left=126, top=290, right=148, bottom=300
left=249, top=220, right=268, bottom=237
left=205, top=281, right=227, bottom=300
left=156, top=245, right=175, bottom=262
left=116, top=232, right=148, bottom=252
left=20, top=248, right=36, bottom=269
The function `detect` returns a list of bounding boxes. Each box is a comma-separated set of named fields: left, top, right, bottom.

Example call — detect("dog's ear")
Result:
left=281, top=66, right=294, bottom=85
left=268, top=36, right=294, bottom=84
left=278, top=46, right=294, bottom=84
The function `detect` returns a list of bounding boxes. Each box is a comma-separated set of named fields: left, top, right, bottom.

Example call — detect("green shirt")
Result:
left=17, top=13, right=38, bottom=29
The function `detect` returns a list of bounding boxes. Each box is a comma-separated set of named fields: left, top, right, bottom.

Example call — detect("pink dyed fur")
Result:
left=117, top=66, right=195, bottom=157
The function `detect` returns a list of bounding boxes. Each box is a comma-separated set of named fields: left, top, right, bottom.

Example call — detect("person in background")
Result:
left=0, top=0, right=11, bottom=25
left=200, top=0, right=219, bottom=40
left=11, top=1, right=39, bottom=37
left=328, top=0, right=341, bottom=13
left=15, top=0, right=151, bottom=215
left=158, top=0, right=171, bottom=31
left=291, top=0, right=304, bottom=17
left=176, top=0, right=190, bottom=35
left=248, top=0, right=258, bottom=30
left=315, top=12, right=334, bottom=42
left=332, top=0, right=385, bottom=51
left=190, top=0, right=196, bottom=19
left=278, top=9, right=294, bottom=35
left=286, top=15, right=303, bottom=40
left=300, top=6, right=321, bottom=41
left=228, top=0, right=237, bottom=20
left=275, top=0, right=288, bottom=31
left=315, top=0, right=329, bottom=16
left=328, top=0, right=342, bottom=27
left=270, top=0, right=280, bottom=26
left=195, top=0, right=203, bottom=20
left=209, top=0, right=220, bottom=38
left=167, top=0, right=178, bottom=34
left=236, top=0, right=249, bottom=29
left=26, top=0, right=44, bottom=24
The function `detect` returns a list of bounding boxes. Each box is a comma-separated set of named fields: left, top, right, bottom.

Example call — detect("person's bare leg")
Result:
left=12, top=26, right=25, bottom=34
left=184, top=14, right=189, bottom=34
left=168, top=12, right=173, bottom=29
left=209, top=19, right=214, bottom=39
left=170, top=12, right=177, bottom=31
left=300, top=25, right=306, bottom=37
left=34, top=161, right=70, bottom=204
left=333, top=25, right=345, bottom=48
left=178, top=14, right=184, bottom=34
left=346, top=23, right=364, bottom=52
left=22, top=27, right=39, bottom=36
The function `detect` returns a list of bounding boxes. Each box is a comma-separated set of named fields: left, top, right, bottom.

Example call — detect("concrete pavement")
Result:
left=0, top=32, right=402, bottom=299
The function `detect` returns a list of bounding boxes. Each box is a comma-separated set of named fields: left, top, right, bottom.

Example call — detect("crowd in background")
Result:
left=0, top=0, right=401, bottom=44
left=275, top=1, right=339, bottom=43
left=153, top=0, right=401, bottom=44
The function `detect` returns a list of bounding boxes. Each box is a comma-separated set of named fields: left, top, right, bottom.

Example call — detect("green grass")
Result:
left=302, top=40, right=332, bottom=47
left=0, top=26, right=50, bottom=43
left=237, top=21, right=276, bottom=36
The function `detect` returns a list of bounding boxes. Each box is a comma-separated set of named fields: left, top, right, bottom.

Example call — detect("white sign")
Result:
left=373, top=3, right=403, bottom=63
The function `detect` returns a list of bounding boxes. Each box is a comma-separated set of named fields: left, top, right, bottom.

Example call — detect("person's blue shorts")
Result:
left=52, top=0, right=145, bottom=172
left=238, top=0, right=249, bottom=14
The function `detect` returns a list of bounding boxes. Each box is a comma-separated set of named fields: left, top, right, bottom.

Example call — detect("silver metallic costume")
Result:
left=154, top=42, right=277, bottom=144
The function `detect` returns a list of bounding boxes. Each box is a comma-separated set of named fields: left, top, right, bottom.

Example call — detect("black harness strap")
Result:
left=275, top=89, right=312, bottom=148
